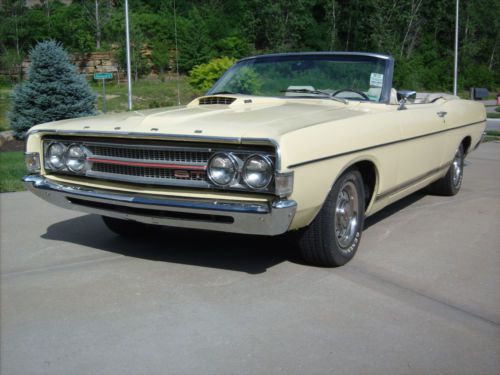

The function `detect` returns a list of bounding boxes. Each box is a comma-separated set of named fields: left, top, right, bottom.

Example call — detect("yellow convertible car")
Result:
left=23, top=52, right=486, bottom=266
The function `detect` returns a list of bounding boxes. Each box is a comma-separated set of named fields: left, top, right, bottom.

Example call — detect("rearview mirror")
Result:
left=397, top=90, right=417, bottom=110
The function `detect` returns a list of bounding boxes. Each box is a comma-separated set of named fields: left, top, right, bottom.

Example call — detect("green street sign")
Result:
left=93, top=72, right=113, bottom=80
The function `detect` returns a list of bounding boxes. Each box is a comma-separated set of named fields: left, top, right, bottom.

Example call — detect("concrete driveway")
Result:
left=1, top=142, right=499, bottom=375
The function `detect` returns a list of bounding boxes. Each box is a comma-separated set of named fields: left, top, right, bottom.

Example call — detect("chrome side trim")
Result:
left=23, top=175, right=297, bottom=236
left=375, top=162, right=451, bottom=202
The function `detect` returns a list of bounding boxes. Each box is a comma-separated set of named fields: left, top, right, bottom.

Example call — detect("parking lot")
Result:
left=1, top=142, right=499, bottom=375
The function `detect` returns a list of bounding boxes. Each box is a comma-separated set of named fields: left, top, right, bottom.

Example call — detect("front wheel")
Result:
left=298, top=169, right=365, bottom=267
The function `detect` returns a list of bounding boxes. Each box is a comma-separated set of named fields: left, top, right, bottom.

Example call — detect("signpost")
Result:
left=93, top=72, right=113, bottom=113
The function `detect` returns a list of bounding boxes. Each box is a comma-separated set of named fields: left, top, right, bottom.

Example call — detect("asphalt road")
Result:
left=1, top=143, right=499, bottom=375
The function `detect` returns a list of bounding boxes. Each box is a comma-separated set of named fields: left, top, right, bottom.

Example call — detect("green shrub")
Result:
left=188, top=57, right=236, bottom=93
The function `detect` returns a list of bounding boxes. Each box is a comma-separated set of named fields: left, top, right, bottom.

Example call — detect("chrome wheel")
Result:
left=335, top=180, right=359, bottom=250
left=451, top=149, right=462, bottom=188
left=298, top=169, right=365, bottom=267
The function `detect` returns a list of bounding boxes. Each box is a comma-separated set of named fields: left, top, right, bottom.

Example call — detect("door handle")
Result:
left=437, top=111, right=447, bottom=117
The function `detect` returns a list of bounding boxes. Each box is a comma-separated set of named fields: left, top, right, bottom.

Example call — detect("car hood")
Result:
left=30, top=95, right=368, bottom=141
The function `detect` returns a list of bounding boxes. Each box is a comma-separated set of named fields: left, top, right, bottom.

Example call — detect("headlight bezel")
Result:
left=207, top=152, right=240, bottom=187
left=65, top=144, right=88, bottom=173
left=43, top=141, right=89, bottom=174
left=242, top=154, right=274, bottom=190
left=46, top=142, right=66, bottom=170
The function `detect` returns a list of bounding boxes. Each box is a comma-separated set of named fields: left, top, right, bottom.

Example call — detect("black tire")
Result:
left=430, top=145, right=464, bottom=196
left=102, top=216, right=160, bottom=237
left=298, top=169, right=365, bottom=267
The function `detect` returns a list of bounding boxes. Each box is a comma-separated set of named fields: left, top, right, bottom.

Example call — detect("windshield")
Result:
left=208, top=54, right=392, bottom=103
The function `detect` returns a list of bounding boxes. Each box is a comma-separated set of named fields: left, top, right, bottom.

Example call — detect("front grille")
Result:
left=87, top=145, right=209, bottom=164
left=199, top=96, right=236, bottom=105
left=92, top=163, right=206, bottom=181
left=43, top=136, right=277, bottom=193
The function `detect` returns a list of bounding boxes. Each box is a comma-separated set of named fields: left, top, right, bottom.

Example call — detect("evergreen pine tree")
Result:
left=8, top=40, right=96, bottom=139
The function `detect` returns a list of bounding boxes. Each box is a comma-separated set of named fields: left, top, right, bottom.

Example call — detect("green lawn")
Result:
left=91, top=77, right=197, bottom=113
left=0, top=88, right=11, bottom=131
left=0, top=151, right=26, bottom=192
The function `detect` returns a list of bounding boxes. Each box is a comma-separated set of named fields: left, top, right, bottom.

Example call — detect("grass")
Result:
left=487, top=112, right=500, bottom=119
left=484, top=130, right=500, bottom=142
left=91, top=77, right=197, bottom=113
left=0, top=151, right=26, bottom=192
left=0, top=88, right=11, bottom=131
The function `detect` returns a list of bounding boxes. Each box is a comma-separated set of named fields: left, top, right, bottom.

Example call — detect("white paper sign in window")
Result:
left=370, top=73, right=384, bottom=88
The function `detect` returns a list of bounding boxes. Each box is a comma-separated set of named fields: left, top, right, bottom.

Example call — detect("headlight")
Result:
left=208, top=153, right=238, bottom=186
left=65, top=144, right=87, bottom=172
left=242, top=155, right=273, bottom=189
left=47, top=142, right=65, bottom=169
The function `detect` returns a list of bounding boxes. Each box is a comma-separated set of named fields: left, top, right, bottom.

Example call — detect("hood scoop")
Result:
left=198, top=96, right=236, bottom=105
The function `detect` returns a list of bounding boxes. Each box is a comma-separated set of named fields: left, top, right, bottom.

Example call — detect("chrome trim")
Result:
left=236, top=51, right=392, bottom=63
left=207, top=152, right=240, bottom=187
left=239, top=137, right=282, bottom=171
left=242, top=154, right=274, bottom=190
left=23, top=175, right=297, bottom=236
left=84, top=170, right=213, bottom=189
left=43, top=138, right=212, bottom=189
left=375, top=162, right=451, bottom=201
left=29, top=130, right=282, bottom=171
left=28, top=129, right=243, bottom=144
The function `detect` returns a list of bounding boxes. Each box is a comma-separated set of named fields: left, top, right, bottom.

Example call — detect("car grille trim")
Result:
left=44, top=138, right=212, bottom=187
left=42, top=137, right=278, bottom=193
left=85, top=143, right=210, bottom=165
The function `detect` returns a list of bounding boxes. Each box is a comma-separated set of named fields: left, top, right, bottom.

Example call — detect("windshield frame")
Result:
left=207, top=52, right=395, bottom=104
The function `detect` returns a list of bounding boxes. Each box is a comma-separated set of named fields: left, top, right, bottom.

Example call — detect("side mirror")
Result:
left=397, top=90, right=417, bottom=110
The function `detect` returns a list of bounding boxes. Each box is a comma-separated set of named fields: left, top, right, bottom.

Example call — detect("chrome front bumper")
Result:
left=23, top=175, right=297, bottom=236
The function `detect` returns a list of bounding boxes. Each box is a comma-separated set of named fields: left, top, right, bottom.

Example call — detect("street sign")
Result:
left=93, top=72, right=113, bottom=80
left=93, top=73, right=113, bottom=113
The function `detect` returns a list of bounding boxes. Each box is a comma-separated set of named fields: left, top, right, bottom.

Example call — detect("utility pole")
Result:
left=124, top=0, right=133, bottom=110
left=453, top=0, right=459, bottom=96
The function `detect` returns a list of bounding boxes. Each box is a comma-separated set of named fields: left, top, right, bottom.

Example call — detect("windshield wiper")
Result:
left=280, top=88, right=348, bottom=104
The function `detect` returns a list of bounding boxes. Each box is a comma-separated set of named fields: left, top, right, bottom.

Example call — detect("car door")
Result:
left=396, top=103, right=447, bottom=189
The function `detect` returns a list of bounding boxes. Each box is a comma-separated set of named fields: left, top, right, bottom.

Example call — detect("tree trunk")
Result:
left=95, top=0, right=101, bottom=49
left=489, top=36, right=498, bottom=71
left=329, top=0, right=336, bottom=51
left=400, top=0, right=423, bottom=58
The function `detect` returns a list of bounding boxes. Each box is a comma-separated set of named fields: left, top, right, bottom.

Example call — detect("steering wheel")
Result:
left=332, top=88, right=370, bottom=101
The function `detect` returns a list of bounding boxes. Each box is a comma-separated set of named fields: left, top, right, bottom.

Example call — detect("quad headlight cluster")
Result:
left=44, top=142, right=88, bottom=173
left=208, top=152, right=274, bottom=190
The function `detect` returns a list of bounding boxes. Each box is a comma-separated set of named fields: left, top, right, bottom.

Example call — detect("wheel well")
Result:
left=461, top=136, right=472, bottom=154
left=351, top=161, right=377, bottom=211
